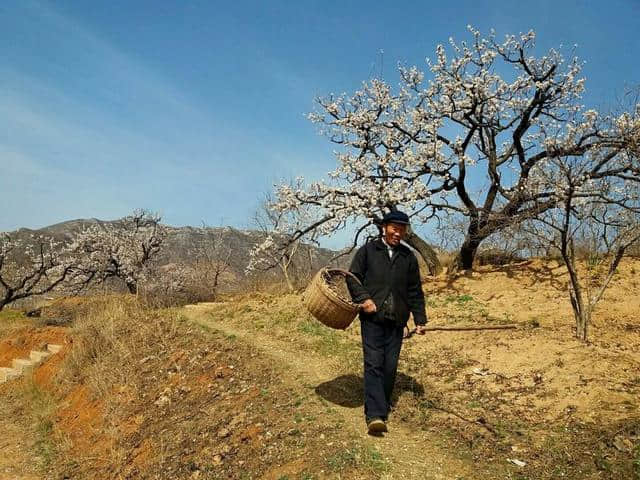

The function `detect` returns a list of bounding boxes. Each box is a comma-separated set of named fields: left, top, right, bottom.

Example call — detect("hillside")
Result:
left=9, top=218, right=341, bottom=291
left=0, top=258, right=638, bottom=479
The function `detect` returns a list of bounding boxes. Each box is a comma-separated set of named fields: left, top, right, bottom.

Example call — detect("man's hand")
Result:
left=414, top=325, right=427, bottom=335
left=360, top=299, right=377, bottom=314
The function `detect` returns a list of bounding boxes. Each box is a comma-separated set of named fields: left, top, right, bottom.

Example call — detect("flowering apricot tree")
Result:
left=268, top=27, right=640, bottom=270
left=247, top=191, right=321, bottom=291
left=71, top=209, right=167, bottom=294
left=0, top=233, right=77, bottom=310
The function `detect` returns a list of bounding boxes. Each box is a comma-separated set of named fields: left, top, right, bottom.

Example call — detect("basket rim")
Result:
left=314, top=268, right=359, bottom=312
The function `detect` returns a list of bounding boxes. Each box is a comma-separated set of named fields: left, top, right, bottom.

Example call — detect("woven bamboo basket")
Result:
left=303, top=268, right=361, bottom=330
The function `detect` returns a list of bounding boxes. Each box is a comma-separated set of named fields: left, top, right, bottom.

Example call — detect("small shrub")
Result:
left=527, top=317, right=541, bottom=328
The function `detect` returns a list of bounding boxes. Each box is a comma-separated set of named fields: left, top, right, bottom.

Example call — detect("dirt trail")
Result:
left=183, top=303, right=473, bottom=480
left=0, top=390, right=43, bottom=480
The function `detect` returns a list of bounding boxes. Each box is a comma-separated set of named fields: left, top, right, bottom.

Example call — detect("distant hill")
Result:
left=8, top=218, right=346, bottom=290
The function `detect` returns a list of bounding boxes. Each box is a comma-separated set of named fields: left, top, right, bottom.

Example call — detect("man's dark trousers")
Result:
left=361, top=318, right=404, bottom=421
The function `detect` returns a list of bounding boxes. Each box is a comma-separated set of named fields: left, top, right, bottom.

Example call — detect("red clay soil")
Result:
left=11, top=329, right=113, bottom=473
left=0, top=323, right=114, bottom=473
left=55, top=384, right=112, bottom=470
left=0, top=326, right=69, bottom=367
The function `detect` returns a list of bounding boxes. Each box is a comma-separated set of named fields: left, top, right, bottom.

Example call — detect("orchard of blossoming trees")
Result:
left=263, top=27, right=640, bottom=271
left=0, top=210, right=166, bottom=310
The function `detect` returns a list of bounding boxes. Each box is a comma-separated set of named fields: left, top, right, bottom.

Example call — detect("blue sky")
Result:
left=1, top=0, right=639, bottom=246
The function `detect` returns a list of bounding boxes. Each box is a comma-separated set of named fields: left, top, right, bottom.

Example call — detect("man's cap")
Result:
left=382, top=211, right=410, bottom=225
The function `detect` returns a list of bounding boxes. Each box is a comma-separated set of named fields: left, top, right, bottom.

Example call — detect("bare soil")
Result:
left=187, top=258, right=640, bottom=479
left=0, top=390, right=43, bottom=480
left=0, top=258, right=638, bottom=479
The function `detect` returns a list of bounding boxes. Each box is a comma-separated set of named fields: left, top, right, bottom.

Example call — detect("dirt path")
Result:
left=183, top=303, right=473, bottom=480
left=0, top=389, right=44, bottom=480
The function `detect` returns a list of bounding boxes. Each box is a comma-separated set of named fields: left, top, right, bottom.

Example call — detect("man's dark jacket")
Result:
left=346, top=239, right=427, bottom=326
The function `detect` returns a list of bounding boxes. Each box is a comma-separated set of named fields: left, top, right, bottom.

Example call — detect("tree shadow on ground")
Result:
left=314, top=373, right=425, bottom=408
left=428, top=260, right=569, bottom=297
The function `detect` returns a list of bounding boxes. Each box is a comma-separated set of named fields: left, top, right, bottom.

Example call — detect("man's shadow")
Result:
left=314, top=373, right=424, bottom=408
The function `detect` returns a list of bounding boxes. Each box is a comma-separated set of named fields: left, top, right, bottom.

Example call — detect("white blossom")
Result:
left=269, top=28, right=640, bottom=268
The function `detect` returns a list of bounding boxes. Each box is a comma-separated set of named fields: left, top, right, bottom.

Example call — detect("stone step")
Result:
left=0, top=367, right=21, bottom=383
left=12, top=358, right=36, bottom=373
left=47, top=344, right=63, bottom=354
left=30, top=350, right=52, bottom=363
left=0, top=344, right=63, bottom=384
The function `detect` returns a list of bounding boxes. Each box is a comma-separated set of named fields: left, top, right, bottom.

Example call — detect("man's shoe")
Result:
left=367, top=417, right=388, bottom=434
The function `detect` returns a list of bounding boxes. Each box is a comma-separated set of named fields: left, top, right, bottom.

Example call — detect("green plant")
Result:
left=0, top=308, right=25, bottom=321
left=327, top=448, right=358, bottom=471
left=296, top=318, right=357, bottom=360
left=326, top=444, right=389, bottom=473
left=444, top=294, right=475, bottom=305
left=362, top=445, right=389, bottom=474
left=527, top=317, right=541, bottom=328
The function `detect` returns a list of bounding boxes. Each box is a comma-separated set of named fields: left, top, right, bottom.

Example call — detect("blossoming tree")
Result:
left=268, top=27, right=640, bottom=270
left=247, top=192, right=321, bottom=292
left=71, top=209, right=167, bottom=294
left=0, top=233, right=77, bottom=310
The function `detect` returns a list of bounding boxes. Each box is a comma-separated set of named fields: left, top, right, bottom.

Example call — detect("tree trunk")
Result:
left=454, top=235, right=484, bottom=271
left=404, top=231, right=442, bottom=275
left=570, top=284, right=589, bottom=341
left=280, top=263, right=295, bottom=293
left=565, top=258, right=590, bottom=342
left=574, top=307, right=590, bottom=342
left=126, top=281, right=137, bottom=295
left=561, top=232, right=590, bottom=342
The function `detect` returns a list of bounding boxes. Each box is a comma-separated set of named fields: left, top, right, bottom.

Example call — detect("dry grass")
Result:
left=190, top=258, right=640, bottom=479
left=41, top=295, right=113, bottom=322
left=59, top=295, right=171, bottom=397
left=21, top=295, right=386, bottom=479
left=2, top=254, right=637, bottom=479
left=0, top=308, right=30, bottom=337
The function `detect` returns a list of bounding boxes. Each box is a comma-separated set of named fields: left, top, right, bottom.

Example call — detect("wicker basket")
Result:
left=303, top=268, right=361, bottom=330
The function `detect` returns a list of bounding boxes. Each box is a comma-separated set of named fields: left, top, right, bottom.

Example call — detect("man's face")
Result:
left=383, top=222, right=408, bottom=247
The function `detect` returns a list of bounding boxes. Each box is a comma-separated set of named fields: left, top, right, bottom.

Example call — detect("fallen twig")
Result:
left=423, top=400, right=499, bottom=436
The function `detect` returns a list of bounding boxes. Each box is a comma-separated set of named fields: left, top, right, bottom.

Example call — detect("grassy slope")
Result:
left=0, top=257, right=638, bottom=479
left=187, top=258, right=640, bottom=480
left=1, top=298, right=393, bottom=479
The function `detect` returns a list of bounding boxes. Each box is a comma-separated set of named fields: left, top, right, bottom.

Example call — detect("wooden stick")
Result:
left=404, top=325, right=518, bottom=337
left=422, top=324, right=517, bottom=331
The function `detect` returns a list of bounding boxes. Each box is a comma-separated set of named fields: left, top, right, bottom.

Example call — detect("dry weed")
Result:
left=44, top=294, right=379, bottom=479
left=59, top=296, right=177, bottom=396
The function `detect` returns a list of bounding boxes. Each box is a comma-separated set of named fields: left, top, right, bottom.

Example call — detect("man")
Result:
left=347, top=210, right=427, bottom=435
